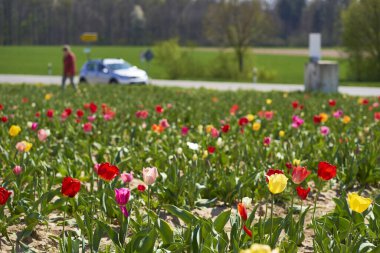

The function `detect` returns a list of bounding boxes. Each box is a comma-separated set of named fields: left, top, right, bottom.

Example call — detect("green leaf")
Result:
left=156, top=218, right=174, bottom=244
left=163, top=204, right=198, bottom=225
left=92, top=223, right=103, bottom=252
left=213, top=210, right=231, bottom=233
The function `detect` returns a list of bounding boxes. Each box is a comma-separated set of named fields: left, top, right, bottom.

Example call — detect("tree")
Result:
left=342, top=0, right=380, bottom=81
left=130, top=5, right=146, bottom=44
left=204, top=0, right=266, bottom=72
left=276, top=0, right=306, bottom=40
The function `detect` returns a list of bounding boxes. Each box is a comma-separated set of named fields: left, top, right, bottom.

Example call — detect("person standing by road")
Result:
left=62, top=45, right=77, bottom=91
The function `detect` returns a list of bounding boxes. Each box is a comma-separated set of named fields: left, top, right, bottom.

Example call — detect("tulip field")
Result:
left=0, top=83, right=380, bottom=253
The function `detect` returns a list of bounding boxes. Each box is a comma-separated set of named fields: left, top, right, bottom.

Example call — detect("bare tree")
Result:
left=204, top=0, right=265, bottom=72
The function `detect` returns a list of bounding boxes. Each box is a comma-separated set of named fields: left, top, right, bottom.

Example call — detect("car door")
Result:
left=85, top=61, right=97, bottom=84
left=96, top=63, right=111, bottom=84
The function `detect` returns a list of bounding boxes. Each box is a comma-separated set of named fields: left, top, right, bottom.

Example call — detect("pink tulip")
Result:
left=211, top=127, right=219, bottom=138
left=333, top=110, right=343, bottom=118
left=159, top=119, right=170, bottom=129
left=292, top=115, right=304, bottom=128
left=320, top=126, right=330, bottom=136
left=114, top=188, right=131, bottom=206
left=114, top=188, right=131, bottom=218
left=181, top=126, right=189, bottom=136
left=83, top=122, right=92, bottom=133
left=263, top=136, right=271, bottom=146
left=87, top=115, right=96, bottom=122
left=121, top=172, right=134, bottom=183
left=38, top=129, right=50, bottom=142
left=142, top=167, right=159, bottom=185
left=28, top=122, right=38, bottom=131
left=61, top=111, right=69, bottom=121
left=103, top=113, right=113, bottom=121
left=16, top=142, right=27, bottom=152
left=93, top=163, right=100, bottom=173
left=13, top=165, right=22, bottom=175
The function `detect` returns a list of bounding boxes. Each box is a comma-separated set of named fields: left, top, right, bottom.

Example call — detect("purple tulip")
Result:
left=115, top=188, right=130, bottom=206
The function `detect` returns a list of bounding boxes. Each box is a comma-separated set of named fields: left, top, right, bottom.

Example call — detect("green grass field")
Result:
left=1, top=46, right=379, bottom=86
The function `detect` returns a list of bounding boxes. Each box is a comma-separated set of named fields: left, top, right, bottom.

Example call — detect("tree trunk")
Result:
left=236, top=48, right=244, bottom=72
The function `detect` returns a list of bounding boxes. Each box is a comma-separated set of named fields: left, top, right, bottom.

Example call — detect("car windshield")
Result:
left=106, top=62, right=131, bottom=70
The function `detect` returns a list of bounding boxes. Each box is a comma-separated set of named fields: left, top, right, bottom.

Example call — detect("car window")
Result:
left=106, top=62, right=131, bottom=70
left=86, top=62, right=96, bottom=71
left=98, top=63, right=105, bottom=72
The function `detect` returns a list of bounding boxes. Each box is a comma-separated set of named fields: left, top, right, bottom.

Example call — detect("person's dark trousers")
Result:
left=61, top=75, right=77, bottom=90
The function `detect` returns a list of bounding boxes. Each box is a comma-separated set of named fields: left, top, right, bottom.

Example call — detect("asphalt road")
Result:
left=0, top=74, right=379, bottom=97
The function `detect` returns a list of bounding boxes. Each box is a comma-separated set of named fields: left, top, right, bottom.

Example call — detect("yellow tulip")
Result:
left=266, top=99, right=272, bottom=105
left=45, top=93, right=53, bottom=100
left=240, top=244, right=279, bottom=253
left=279, top=130, right=285, bottom=137
left=319, top=113, right=328, bottom=123
left=347, top=192, right=372, bottom=213
left=202, top=150, right=208, bottom=159
left=9, top=125, right=21, bottom=137
left=206, top=125, right=214, bottom=133
left=293, top=159, right=301, bottom=166
left=268, top=174, right=288, bottom=194
left=24, top=141, right=33, bottom=152
left=252, top=122, right=261, bottom=131
left=246, top=114, right=255, bottom=122
left=342, top=115, right=351, bottom=124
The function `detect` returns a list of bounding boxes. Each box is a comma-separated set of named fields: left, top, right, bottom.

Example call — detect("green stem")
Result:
left=290, top=188, right=295, bottom=233
left=63, top=199, right=68, bottom=241
left=312, top=181, right=321, bottom=221
left=347, top=217, right=353, bottom=247
left=147, top=185, right=151, bottom=226
left=269, top=194, right=274, bottom=246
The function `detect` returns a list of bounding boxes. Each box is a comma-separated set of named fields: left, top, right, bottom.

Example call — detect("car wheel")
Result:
left=79, top=77, right=87, bottom=83
left=109, top=78, right=118, bottom=84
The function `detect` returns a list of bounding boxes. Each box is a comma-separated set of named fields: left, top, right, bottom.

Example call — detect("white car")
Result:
left=79, top=58, right=149, bottom=84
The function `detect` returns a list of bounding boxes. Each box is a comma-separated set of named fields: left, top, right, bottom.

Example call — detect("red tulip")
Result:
left=46, top=109, right=54, bottom=118
left=97, top=162, right=119, bottom=181
left=237, top=203, right=248, bottom=221
left=292, top=166, right=311, bottom=184
left=61, top=177, right=81, bottom=198
left=89, top=102, right=97, bottom=114
left=328, top=99, right=336, bottom=107
left=313, top=115, right=322, bottom=124
left=375, top=112, right=380, bottom=121
left=64, top=108, right=72, bottom=116
left=0, top=104, right=3, bottom=110
left=296, top=186, right=310, bottom=200
left=221, top=124, right=230, bottom=133
left=76, top=109, right=84, bottom=118
left=155, top=105, right=164, bottom=114
left=207, top=146, right=216, bottom=154
left=238, top=117, right=249, bottom=126
left=285, top=162, right=293, bottom=171
left=83, top=122, right=92, bottom=133
left=0, top=187, right=11, bottom=205
left=1, top=116, right=8, bottom=123
left=265, top=169, right=283, bottom=183
left=317, top=161, right=337, bottom=181
left=137, top=184, right=146, bottom=192
left=230, top=104, right=239, bottom=115
left=243, top=225, right=252, bottom=237
left=136, top=110, right=149, bottom=119
left=361, top=99, right=369, bottom=105
left=292, top=100, right=299, bottom=109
